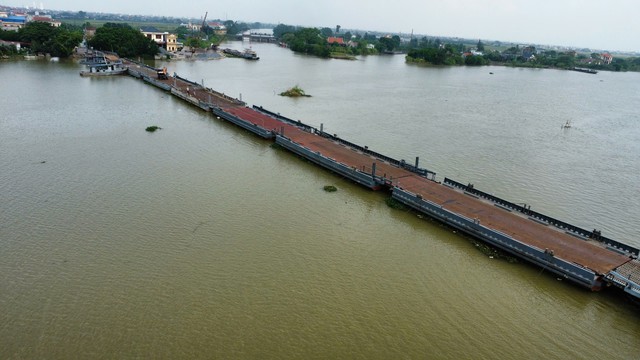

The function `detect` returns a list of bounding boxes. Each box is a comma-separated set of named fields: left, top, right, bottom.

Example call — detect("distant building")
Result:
left=140, top=26, right=169, bottom=48
left=522, top=46, right=536, bottom=61
left=0, top=39, right=21, bottom=51
left=601, top=52, right=613, bottom=65
left=327, top=37, right=345, bottom=45
left=30, top=15, right=61, bottom=27
left=207, top=22, right=227, bottom=36
left=140, top=26, right=180, bottom=52
left=167, top=34, right=178, bottom=52
left=84, top=26, right=97, bottom=40
left=0, top=16, right=26, bottom=31
left=181, top=22, right=201, bottom=32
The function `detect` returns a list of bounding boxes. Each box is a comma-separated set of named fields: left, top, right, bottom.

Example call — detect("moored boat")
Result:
left=222, top=48, right=259, bottom=60
left=79, top=50, right=128, bottom=76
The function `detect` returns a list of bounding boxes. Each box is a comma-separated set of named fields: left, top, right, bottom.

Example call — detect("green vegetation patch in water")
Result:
left=280, top=85, right=311, bottom=97
left=146, top=125, right=162, bottom=132
left=385, top=197, right=407, bottom=210
left=323, top=185, right=338, bottom=192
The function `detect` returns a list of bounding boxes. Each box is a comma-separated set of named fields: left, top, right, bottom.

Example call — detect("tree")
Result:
left=17, top=22, right=82, bottom=57
left=223, top=20, right=249, bottom=36
left=184, top=37, right=207, bottom=49
left=0, top=29, right=20, bottom=41
left=391, top=35, right=401, bottom=49
left=285, top=27, right=330, bottom=57
left=320, top=27, right=333, bottom=38
left=273, top=24, right=297, bottom=40
left=465, top=55, right=487, bottom=66
left=174, top=25, right=190, bottom=39
left=476, top=39, right=485, bottom=52
left=89, top=23, right=158, bottom=58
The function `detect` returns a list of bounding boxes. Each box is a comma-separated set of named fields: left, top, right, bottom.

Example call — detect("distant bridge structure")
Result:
left=236, top=31, right=276, bottom=43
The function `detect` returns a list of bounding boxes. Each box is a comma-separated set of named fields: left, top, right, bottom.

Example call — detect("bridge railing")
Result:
left=174, top=75, right=245, bottom=105
left=443, top=177, right=639, bottom=257
left=253, top=106, right=437, bottom=179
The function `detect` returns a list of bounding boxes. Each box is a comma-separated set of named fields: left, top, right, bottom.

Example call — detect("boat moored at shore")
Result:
left=79, top=50, right=128, bottom=76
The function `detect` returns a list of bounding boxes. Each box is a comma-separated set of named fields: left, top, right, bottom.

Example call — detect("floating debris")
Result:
left=146, top=126, right=162, bottom=132
left=323, top=185, right=338, bottom=192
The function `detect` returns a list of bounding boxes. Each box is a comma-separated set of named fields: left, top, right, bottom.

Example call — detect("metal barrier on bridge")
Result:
left=253, top=106, right=437, bottom=180
left=443, top=177, right=639, bottom=257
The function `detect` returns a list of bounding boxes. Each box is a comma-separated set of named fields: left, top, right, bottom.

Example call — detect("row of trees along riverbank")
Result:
left=271, top=25, right=640, bottom=72
left=407, top=40, right=640, bottom=72
left=0, top=22, right=82, bottom=57
left=0, top=22, right=158, bottom=58
left=274, top=25, right=380, bottom=57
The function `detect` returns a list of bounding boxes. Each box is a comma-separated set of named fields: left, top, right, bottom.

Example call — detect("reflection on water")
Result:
left=1, top=51, right=639, bottom=359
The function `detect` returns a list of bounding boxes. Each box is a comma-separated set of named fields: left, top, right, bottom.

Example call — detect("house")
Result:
left=167, top=34, right=178, bottom=52
left=601, top=53, right=613, bottom=65
left=0, top=16, right=26, bottom=31
left=522, top=46, right=536, bottom=61
left=140, top=26, right=169, bottom=48
left=30, top=15, right=61, bottom=27
left=181, top=22, right=201, bottom=32
left=207, top=22, right=227, bottom=36
left=84, top=26, right=97, bottom=40
left=0, top=40, right=21, bottom=51
left=327, top=37, right=345, bottom=45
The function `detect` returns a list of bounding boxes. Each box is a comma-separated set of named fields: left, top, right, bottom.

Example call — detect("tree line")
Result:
left=0, top=22, right=83, bottom=57
left=273, top=24, right=380, bottom=58
left=88, top=23, right=158, bottom=58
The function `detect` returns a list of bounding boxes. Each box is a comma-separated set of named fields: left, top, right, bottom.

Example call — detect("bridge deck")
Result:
left=123, top=60, right=632, bottom=277
left=225, top=106, right=631, bottom=274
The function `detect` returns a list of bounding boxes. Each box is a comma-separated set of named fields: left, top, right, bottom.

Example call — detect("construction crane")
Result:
left=200, top=11, right=208, bottom=39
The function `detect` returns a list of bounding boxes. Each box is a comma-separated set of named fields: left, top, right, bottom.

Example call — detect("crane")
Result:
left=201, top=11, right=208, bottom=38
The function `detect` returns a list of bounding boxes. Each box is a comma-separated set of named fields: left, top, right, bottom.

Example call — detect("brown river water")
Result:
left=1, top=42, right=639, bottom=358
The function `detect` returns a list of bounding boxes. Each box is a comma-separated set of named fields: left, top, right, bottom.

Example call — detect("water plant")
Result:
left=280, top=85, right=311, bottom=97
left=385, top=197, right=406, bottom=210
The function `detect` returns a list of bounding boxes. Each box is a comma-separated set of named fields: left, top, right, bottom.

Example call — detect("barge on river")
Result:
left=104, top=58, right=640, bottom=302
left=222, top=48, right=259, bottom=60
left=79, top=50, right=127, bottom=76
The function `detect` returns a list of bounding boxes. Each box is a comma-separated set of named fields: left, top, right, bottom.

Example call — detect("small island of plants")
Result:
left=323, top=185, right=338, bottom=192
left=280, top=85, right=311, bottom=97
left=145, top=125, right=162, bottom=132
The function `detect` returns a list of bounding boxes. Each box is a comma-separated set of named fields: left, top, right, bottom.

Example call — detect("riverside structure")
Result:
left=122, top=59, right=640, bottom=302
